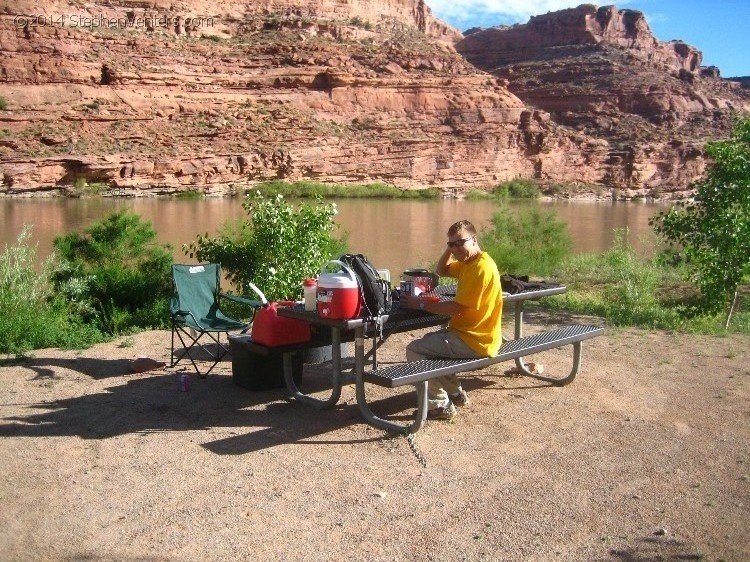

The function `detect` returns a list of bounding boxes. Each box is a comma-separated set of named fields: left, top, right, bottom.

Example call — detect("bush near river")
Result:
left=2, top=215, right=747, bottom=356
left=2, top=113, right=749, bottom=356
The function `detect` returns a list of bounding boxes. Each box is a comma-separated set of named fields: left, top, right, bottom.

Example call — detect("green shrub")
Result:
left=52, top=212, right=174, bottom=334
left=546, top=229, right=749, bottom=333
left=481, top=206, right=572, bottom=277
left=552, top=230, right=683, bottom=328
left=0, top=227, right=105, bottom=354
left=493, top=178, right=540, bottom=199
left=0, top=96, right=7, bottom=111
left=71, top=179, right=108, bottom=196
left=175, top=189, right=204, bottom=200
left=651, top=116, right=750, bottom=316
left=464, top=189, right=493, bottom=200
left=185, top=192, right=346, bottom=301
left=350, top=16, right=373, bottom=30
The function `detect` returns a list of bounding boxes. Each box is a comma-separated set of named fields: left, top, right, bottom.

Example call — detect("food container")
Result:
left=402, top=269, right=439, bottom=295
left=317, top=260, right=361, bottom=319
left=303, top=278, right=317, bottom=311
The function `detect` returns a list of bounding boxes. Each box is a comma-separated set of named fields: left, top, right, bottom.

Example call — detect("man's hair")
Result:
left=447, top=220, right=476, bottom=237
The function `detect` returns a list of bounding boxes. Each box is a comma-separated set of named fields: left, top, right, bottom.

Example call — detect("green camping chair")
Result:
left=170, top=263, right=266, bottom=377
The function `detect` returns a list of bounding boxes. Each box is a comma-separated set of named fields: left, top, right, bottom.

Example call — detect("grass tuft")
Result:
left=548, top=230, right=749, bottom=334
left=248, top=180, right=440, bottom=199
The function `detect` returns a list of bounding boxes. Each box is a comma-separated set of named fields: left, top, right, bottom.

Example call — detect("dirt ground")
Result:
left=1, top=310, right=748, bottom=562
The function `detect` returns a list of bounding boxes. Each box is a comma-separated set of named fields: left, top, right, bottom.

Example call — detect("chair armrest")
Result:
left=171, top=307, right=203, bottom=329
left=220, top=281, right=267, bottom=310
left=170, top=298, right=197, bottom=320
left=221, top=293, right=264, bottom=308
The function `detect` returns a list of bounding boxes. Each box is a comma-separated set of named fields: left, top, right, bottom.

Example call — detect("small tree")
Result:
left=481, top=206, right=572, bottom=277
left=650, top=117, right=750, bottom=316
left=53, top=212, right=174, bottom=334
left=185, top=192, right=343, bottom=301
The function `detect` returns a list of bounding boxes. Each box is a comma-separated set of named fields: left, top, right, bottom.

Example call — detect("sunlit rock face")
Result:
left=457, top=4, right=750, bottom=198
left=1, top=1, right=746, bottom=198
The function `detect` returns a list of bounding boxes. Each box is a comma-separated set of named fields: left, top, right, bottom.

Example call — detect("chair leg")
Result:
left=171, top=326, right=233, bottom=378
left=172, top=325, right=205, bottom=376
left=171, top=322, right=179, bottom=367
left=202, top=331, right=234, bottom=377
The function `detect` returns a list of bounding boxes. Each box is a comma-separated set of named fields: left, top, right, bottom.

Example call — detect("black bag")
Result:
left=501, top=274, right=560, bottom=294
left=339, top=253, right=392, bottom=318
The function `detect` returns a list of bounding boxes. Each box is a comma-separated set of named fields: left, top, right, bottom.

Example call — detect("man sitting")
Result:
left=402, top=220, right=503, bottom=420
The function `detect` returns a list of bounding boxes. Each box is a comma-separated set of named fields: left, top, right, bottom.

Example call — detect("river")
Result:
left=0, top=197, right=670, bottom=277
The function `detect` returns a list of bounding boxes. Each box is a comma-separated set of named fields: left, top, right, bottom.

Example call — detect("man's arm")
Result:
left=435, top=247, right=454, bottom=278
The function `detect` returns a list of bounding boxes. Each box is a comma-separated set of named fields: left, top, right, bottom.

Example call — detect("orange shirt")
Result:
left=446, top=251, right=503, bottom=356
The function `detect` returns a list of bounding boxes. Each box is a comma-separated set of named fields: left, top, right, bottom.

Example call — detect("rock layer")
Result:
left=0, top=1, right=747, bottom=198
left=457, top=4, right=750, bottom=198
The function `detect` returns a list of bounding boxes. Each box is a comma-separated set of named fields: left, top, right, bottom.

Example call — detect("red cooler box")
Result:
left=317, top=260, right=361, bottom=319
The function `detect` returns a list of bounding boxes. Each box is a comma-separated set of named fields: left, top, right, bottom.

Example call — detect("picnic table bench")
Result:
left=277, top=284, right=604, bottom=434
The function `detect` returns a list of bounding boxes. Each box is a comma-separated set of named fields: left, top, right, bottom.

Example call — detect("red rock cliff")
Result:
left=2, top=1, right=745, bottom=198
left=457, top=4, right=750, bottom=197
left=0, top=0, right=605, bottom=196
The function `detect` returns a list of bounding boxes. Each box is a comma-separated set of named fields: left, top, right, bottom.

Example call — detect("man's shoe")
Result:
left=450, top=390, right=470, bottom=408
left=426, top=403, right=457, bottom=421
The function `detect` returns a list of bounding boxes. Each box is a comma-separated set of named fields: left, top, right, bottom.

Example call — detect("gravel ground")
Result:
left=0, top=311, right=748, bottom=561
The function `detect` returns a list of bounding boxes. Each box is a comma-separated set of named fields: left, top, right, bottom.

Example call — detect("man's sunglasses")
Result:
left=447, top=236, right=474, bottom=248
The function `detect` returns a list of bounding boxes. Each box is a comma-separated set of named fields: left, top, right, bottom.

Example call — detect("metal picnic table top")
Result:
left=274, top=283, right=568, bottom=413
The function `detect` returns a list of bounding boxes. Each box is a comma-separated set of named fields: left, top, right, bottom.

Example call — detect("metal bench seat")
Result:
left=357, top=324, right=604, bottom=434
left=365, top=324, right=604, bottom=388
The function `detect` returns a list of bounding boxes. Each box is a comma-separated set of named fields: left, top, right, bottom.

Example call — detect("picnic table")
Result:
left=276, top=284, right=603, bottom=433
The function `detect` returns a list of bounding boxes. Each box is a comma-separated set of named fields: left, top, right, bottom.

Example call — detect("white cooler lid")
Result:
left=318, top=272, right=358, bottom=289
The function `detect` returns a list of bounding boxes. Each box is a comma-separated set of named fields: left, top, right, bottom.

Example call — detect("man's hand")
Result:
left=402, top=294, right=468, bottom=317
left=402, top=295, right=422, bottom=310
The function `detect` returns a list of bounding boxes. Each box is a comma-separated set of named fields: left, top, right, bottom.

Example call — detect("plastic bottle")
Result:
left=303, top=278, right=317, bottom=311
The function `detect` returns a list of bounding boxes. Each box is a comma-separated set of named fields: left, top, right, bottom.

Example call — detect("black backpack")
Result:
left=338, top=254, right=392, bottom=318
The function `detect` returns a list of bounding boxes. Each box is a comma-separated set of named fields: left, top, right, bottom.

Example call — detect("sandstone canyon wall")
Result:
left=457, top=4, right=750, bottom=198
left=0, top=1, right=747, bottom=198
left=1, top=0, right=594, bottom=196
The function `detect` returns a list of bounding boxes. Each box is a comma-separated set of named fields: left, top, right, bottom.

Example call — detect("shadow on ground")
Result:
left=607, top=534, right=706, bottom=561
left=1, top=316, right=578, bottom=455
left=0, top=341, right=222, bottom=380
left=0, top=356, right=510, bottom=455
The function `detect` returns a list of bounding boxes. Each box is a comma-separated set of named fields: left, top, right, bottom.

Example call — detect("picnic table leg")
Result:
left=283, top=327, right=343, bottom=410
left=354, top=325, right=428, bottom=434
left=511, top=300, right=584, bottom=386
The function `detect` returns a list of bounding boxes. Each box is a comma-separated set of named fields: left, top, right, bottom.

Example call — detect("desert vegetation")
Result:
left=1, top=117, right=748, bottom=354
